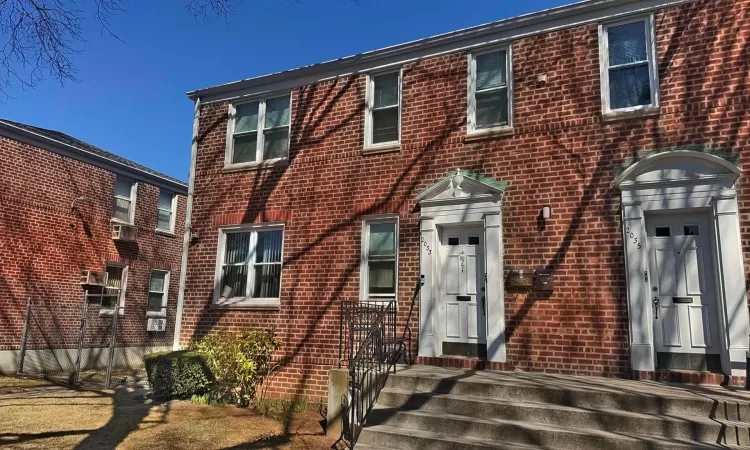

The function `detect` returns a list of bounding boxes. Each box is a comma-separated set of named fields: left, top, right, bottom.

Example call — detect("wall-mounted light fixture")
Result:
left=542, top=205, right=552, bottom=220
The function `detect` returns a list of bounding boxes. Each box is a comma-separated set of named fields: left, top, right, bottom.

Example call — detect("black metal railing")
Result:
left=339, top=300, right=400, bottom=446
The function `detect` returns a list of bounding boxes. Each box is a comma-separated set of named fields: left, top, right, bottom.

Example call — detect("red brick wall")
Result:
left=0, top=135, right=186, bottom=355
left=182, top=0, right=750, bottom=400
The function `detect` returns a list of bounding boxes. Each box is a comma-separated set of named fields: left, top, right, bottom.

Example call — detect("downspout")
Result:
left=173, top=97, right=201, bottom=350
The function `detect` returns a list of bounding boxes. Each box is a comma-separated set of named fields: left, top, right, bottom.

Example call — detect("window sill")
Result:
left=146, top=310, right=167, bottom=317
left=602, top=106, right=660, bottom=123
left=99, top=309, right=124, bottom=316
left=155, top=229, right=176, bottom=237
left=212, top=298, right=281, bottom=310
left=464, top=127, right=514, bottom=143
left=363, top=143, right=401, bottom=155
left=110, top=218, right=134, bottom=226
left=222, top=158, right=288, bottom=173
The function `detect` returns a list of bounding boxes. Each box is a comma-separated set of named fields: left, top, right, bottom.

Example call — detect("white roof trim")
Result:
left=615, top=150, right=742, bottom=187
left=188, top=0, right=695, bottom=103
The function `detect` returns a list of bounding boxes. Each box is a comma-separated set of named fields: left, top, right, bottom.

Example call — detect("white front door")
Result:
left=646, top=212, right=721, bottom=371
left=440, top=226, right=486, bottom=357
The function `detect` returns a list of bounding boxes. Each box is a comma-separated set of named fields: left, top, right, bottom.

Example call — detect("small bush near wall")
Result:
left=191, top=329, right=279, bottom=407
left=144, top=351, right=214, bottom=399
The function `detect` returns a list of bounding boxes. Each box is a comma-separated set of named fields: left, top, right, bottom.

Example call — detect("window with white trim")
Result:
left=113, top=176, right=136, bottom=224
left=215, top=225, right=284, bottom=307
left=361, top=218, right=398, bottom=300
left=226, top=94, right=291, bottom=166
left=147, top=270, right=169, bottom=314
left=102, top=264, right=127, bottom=312
left=468, top=47, right=512, bottom=133
left=156, top=190, right=176, bottom=232
left=599, top=17, right=659, bottom=114
left=365, top=71, right=401, bottom=148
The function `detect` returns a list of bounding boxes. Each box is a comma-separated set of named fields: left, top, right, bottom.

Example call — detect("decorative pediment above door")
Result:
left=416, top=169, right=508, bottom=207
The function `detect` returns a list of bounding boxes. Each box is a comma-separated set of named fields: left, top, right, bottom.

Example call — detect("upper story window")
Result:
left=156, top=190, right=176, bottom=233
left=226, top=94, right=291, bottom=167
left=214, top=224, right=284, bottom=308
left=365, top=71, right=401, bottom=150
left=599, top=16, right=659, bottom=115
left=113, top=176, right=136, bottom=224
left=360, top=218, right=398, bottom=300
left=468, top=47, right=513, bottom=134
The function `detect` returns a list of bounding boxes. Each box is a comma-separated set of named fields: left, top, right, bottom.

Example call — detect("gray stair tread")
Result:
left=368, top=408, right=735, bottom=448
left=360, top=425, right=547, bottom=449
left=378, top=387, right=749, bottom=427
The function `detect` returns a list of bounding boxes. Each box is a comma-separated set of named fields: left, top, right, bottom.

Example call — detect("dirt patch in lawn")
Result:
left=0, top=376, right=56, bottom=395
left=0, top=387, right=338, bottom=449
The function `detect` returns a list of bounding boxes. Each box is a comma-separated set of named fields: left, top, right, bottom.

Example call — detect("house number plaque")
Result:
left=625, top=226, right=642, bottom=249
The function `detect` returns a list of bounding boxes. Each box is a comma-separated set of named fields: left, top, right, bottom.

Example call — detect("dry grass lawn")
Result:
left=0, top=384, right=337, bottom=449
left=0, top=376, right=55, bottom=395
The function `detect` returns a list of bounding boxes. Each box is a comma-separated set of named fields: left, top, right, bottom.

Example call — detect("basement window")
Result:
left=226, top=94, right=291, bottom=168
left=599, top=16, right=659, bottom=115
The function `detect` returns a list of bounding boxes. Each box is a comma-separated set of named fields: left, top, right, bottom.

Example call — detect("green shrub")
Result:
left=144, top=350, right=214, bottom=399
left=190, top=329, right=278, bottom=407
left=190, top=389, right=233, bottom=407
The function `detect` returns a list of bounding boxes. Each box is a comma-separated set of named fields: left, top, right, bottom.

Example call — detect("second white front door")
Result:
left=646, top=212, right=721, bottom=371
left=440, top=226, right=486, bottom=357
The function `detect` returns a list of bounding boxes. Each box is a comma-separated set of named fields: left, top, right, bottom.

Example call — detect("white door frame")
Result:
left=617, top=150, right=747, bottom=376
left=416, top=171, right=506, bottom=362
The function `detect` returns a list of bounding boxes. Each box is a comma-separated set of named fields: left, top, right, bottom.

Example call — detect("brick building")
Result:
left=179, top=0, right=750, bottom=400
left=0, top=120, right=187, bottom=374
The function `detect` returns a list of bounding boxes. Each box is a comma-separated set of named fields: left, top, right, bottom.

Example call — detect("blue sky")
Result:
left=2, top=0, right=570, bottom=181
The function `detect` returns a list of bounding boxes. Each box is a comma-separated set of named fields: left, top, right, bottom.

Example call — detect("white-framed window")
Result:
left=364, top=70, right=402, bottom=149
left=113, top=176, right=137, bottom=224
left=225, top=94, right=291, bottom=167
left=599, top=16, right=659, bottom=114
left=360, top=217, right=398, bottom=301
left=468, top=46, right=513, bottom=134
left=156, top=190, right=176, bottom=233
left=147, top=270, right=170, bottom=315
left=214, top=224, right=284, bottom=308
left=101, top=263, right=127, bottom=314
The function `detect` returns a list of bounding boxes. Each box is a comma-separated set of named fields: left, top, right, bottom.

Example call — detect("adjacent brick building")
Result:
left=180, top=0, right=750, bottom=400
left=0, top=120, right=187, bottom=374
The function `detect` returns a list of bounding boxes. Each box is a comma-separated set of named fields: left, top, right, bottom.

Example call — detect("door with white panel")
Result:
left=440, top=226, right=486, bottom=357
left=647, top=212, right=721, bottom=371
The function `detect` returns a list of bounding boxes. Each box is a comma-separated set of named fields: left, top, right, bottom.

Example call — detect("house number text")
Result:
left=420, top=236, right=432, bottom=255
left=625, top=227, right=642, bottom=249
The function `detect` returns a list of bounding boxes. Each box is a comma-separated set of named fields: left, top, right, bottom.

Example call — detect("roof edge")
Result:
left=0, top=121, right=188, bottom=193
left=187, top=0, right=693, bottom=102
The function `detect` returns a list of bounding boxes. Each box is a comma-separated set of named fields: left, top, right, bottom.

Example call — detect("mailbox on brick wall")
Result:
left=507, top=269, right=534, bottom=288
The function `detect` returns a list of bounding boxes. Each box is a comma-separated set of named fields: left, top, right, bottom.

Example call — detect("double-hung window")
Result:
left=599, top=17, right=659, bottom=114
left=215, top=225, right=284, bottom=307
left=226, top=94, right=291, bottom=166
left=113, top=176, right=136, bottom=224
left=361, top=218, right=398, bottom=301
left=147, top=270, right=169, bottom=315
left=156, top=190, right=176, bottom=233
left=101, top=264, right=127, bottom=313
left=468, top=47, right=512, bottom=134
left=365, top=71, right=401, bottom=149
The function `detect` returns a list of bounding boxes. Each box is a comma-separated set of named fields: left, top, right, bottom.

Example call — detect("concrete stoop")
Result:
left=356, top=365, right=750, bottom=449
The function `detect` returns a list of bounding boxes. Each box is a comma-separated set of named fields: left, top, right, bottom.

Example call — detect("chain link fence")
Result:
left=17, top=293, right=176, bottom=388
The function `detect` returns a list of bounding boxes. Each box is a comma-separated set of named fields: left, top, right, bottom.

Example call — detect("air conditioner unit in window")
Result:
left=80, top=270, right=108, bottom=286
left=112, top=223, right=137, bottom=241
left=147, top=318, right=167, bottom=332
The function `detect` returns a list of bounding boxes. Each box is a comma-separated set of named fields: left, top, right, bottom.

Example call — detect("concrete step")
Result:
left=386, top=370, right=750, bottom=422
left=374, top=387, right=750, bottom=446
left=359, top=408, right=738, bottom=450
left=357, top=425, right=549, bottom=450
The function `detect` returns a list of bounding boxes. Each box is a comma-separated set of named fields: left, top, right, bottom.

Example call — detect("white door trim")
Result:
left=617, top=150, right=747, bottom=376
left=417, top=173, right=506, bottom=362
